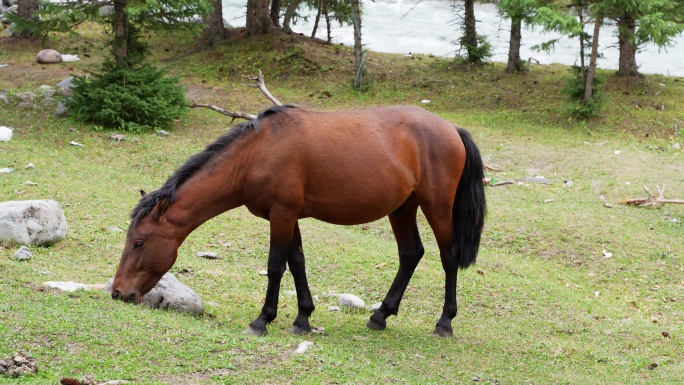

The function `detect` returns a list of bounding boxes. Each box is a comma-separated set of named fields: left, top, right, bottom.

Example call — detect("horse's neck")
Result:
left=165, top=154, right=247, bottom=234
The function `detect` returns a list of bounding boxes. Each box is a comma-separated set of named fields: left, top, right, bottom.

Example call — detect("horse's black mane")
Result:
left=130, top=105, right=296, bottom=226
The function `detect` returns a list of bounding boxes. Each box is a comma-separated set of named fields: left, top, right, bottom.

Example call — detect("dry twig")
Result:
left=620, top=185, right=684, bottom=207
left=189, top=70, right=281, bottom=121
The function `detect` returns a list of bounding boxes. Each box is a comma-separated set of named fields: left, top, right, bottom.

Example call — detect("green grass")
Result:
left=1, top=28, right=683, bottom=384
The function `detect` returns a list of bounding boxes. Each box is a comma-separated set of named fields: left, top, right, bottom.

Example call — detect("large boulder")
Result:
left=0, top=200, right=68, bottom=245
left=36, top=49, right=62, bottom=64
left=104, top=273, right=203, bottom=315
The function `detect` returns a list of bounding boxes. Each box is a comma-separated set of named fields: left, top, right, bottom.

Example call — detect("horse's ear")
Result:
left=151, top=195, right=170, bottom=221
left=140, top=190, right=147, bottom=198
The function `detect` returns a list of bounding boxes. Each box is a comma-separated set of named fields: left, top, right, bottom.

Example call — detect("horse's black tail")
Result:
left=453, top=128, right=486, bottom=269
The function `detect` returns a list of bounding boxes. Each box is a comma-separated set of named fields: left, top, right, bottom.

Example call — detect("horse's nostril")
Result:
left=111, top=289, right=122, bottom=300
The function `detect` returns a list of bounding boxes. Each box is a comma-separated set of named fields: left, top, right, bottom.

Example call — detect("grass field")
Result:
left=1, top=28, right=683, bottom=384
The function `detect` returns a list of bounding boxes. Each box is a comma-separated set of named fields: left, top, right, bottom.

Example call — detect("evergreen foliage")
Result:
left=562, top=66, right=604, bottom=119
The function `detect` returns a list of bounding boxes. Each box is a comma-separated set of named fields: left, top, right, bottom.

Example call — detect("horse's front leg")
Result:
left=244, top=212, right=296, bottom=336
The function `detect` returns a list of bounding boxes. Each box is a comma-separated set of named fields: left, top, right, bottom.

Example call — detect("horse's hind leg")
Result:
left=287, top=222, right=315, bottom=335
left=420, top=203, right=459, bottom=337
left=367, top=198, right=424, bottom=331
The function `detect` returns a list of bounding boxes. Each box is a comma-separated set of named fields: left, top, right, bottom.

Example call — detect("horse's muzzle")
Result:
left=111, top=289, right=138, bottom=303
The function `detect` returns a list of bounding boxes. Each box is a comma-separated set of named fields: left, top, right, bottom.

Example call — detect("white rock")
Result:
left=104, top=272, right=203, bottom=315
left=60, top=54, right=80, bottom=62
left=0, top=168, right=12, bottom=173
left=259, top=270, right=268, bottom=276
left=0, top=125, right=12, bottom=141
left=339, top=293, right=365, bottom=310
left=44, top=281, right=89, bottom=292
left=328, top=306, right=341, bottom=311
left=24, top=163, right=35, bottom=169
left=0, top=200, right=68, bottom=245
left=294, top=341, right=314, bottom=354
left=369, top=302, right=382, bottom=312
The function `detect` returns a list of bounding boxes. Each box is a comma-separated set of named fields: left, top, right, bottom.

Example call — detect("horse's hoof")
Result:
left=366, top=318, right=386, bottom=331
left=432, top=326, right=453, bottom=338
left=243, top=326, right=266, bottom=336
left=288, top=325, right=311, bottom=335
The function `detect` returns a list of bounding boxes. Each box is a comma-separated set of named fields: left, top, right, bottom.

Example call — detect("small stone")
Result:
left=259, top=270, right=268, bottom=276
left=16, top=91, right=37, bottom=102
left=283, top=290, right=297, bottom=297
left=12, top=246, right=31, bottom=261
left=369, top=302, right=382, bottom=311
left=56, top=77, right=74, bottom=97
left=196, top=251, right=218, bottom=259
left=313, top=295, right=319, bottom=302
left=674, top=143, right=681, bottom=150
left=104, top=226, right=124, bottom=233
left=40, top=87, right=56, bottom=98
left=339, top=293, right=365, bottom=310
left=156, top=129, right=170, bottom=137
left=24, top=163, right=35, bottom=169
left=293, top=341, right=314, bottom=354
left=55, top=101, right=69, bottom=117
left=328, top=306, right=341, bottom=311
left=70, top=141, right=84, bottom=147
left=42, top=97, right=56, bottom=107
left=43, top=281, right=89, bottom=292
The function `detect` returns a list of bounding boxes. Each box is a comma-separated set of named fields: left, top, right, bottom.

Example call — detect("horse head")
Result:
left=110, top=191, right=180, bottom=303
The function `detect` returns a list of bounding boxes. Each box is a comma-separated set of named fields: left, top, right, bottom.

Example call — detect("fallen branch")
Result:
left=189, top=70, right=281, bottom=121
left=619, top=185, right=684, bottom=207
left=188, top=100, right=257, bottom=121
left=484, top=164, right=502, bottom=172
left=241, top=70, right=283, bottom=106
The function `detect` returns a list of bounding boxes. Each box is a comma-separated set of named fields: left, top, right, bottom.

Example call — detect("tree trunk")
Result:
left=323, top=0, right=332, bottom=44
left=351, top=0, right=364, bottom=89
left=200, top=0, right=226, bottom=48
left=311, top=0, right=322, bottom=38
left=584, top=16, right=601, bottom=102
left=282, top=0, right=303, bottom=33
left=270, top=0, right=281, bottom=27
left=112, top=0, right=130, bottom=65
left=578, top=2, right=585, bottom=71
left=505, top=16, right=522, bottom=73
left=15, top=0, right=39, bottom=38
left=463, top=0, right=478, bottom=62
left=617, top=13, right=639, bottom=76
left=246, top=0, right=273, bottom=35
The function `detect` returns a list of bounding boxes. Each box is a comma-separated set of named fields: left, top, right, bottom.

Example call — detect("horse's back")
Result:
left=244, top=106, right=465, bottom=225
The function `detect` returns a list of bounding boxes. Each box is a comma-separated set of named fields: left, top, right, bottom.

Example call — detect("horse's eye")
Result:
left=134, top=241, right=145, bottom=249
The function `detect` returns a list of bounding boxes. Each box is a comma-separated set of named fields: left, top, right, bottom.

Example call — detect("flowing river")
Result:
left=222, top=0, right=684, bottom=77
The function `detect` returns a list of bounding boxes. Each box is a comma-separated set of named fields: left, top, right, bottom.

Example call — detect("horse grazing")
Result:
left=111, top=105, right=486, bottom=337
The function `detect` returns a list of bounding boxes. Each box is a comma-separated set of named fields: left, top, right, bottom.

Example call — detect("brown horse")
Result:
left=111, top=105, right=486, bottom=337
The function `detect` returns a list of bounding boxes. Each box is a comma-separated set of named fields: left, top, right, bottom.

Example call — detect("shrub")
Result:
left=67, top=60, right=187, bottom=132
left=562, top=66, right=604, bottom=120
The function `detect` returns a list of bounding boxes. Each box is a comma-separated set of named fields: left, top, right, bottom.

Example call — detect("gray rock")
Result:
left=40, top=87, right=56, bottom=98
left=55, top=100, right=69, bottom=117
left=56, top=77, right=74, bottom=97
left=328, top=305, right=341, bottom=311
left=196, top=251, right=218, bottom=259
left=339, top=293, right=365, bottom=310
left=15, top=91, right=37, bottom=102
left=18, top=101, right=32, bottom=108
left=104, top=272, right=203, bottom=315
left=0, top=90, right=8, bottom=104
left=521, top=176, right=550, bottom=184
left=369, top=302, right=382, bottom=312
left=6, top=4, right=16, bottom=13
left=99, top=5, right=114, bottom=16
left=36, top=49, right=62, bottom=64
left=42, top=97, right=56, bottom=107
left=12, top=246, right=31, bottom=261
left=156, top=129, right=170, bottom=137
left=0, top=200, right=68, bottom=245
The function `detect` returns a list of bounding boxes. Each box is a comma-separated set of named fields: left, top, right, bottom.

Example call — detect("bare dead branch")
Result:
left=620, top=185, right=684, bottom=206
left=484, top=164, right=502, bottom=172
left=241, top=70, right=283, bottom=106
left=189, top=100, right=257, bottom=121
